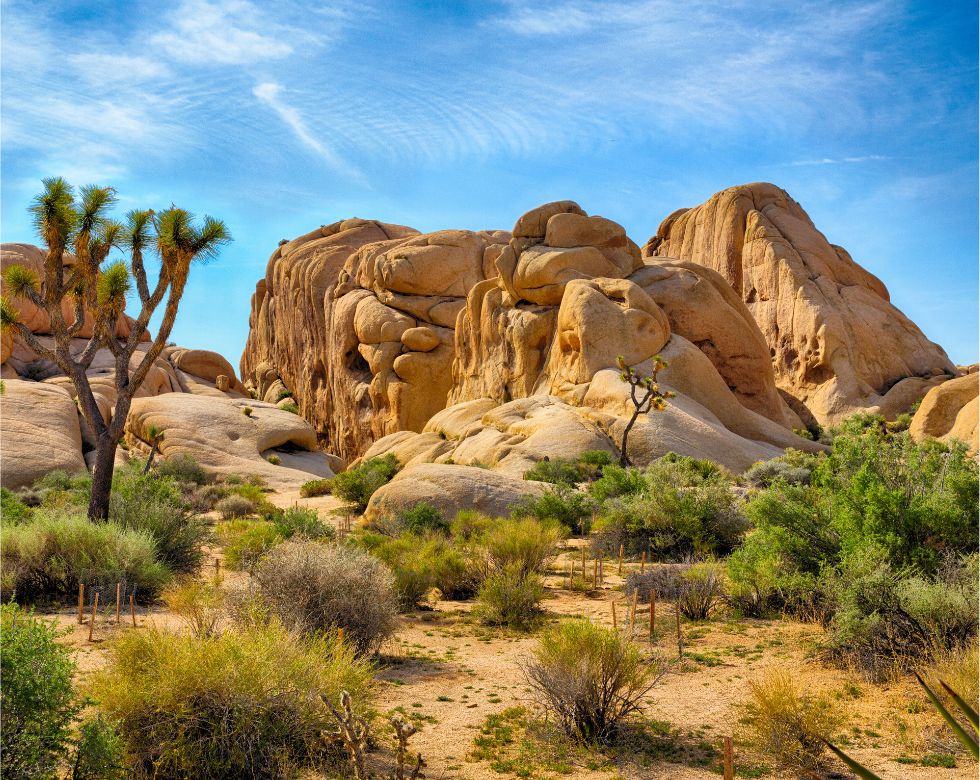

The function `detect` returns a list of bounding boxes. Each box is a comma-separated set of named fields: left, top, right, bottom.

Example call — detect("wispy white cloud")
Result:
left=252, top=82, right=367, bottom=183
left=149, top=0, right=295, bottom=65
left=790, top=155, right=889, bottom=166
left=68, top=53, right=171, bottom=83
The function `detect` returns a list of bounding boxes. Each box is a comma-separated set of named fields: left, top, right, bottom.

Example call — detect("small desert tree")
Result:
left=616, top=354, right=674, bottom=467
left=0, top=178, right=230, bottom=520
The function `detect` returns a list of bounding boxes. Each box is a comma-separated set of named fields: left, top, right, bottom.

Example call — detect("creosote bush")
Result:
left=154, top=453, right=209, bottom=485
left=523, top=450, right=613, bottom=486
left=215, top=494, right=254, bottom=519
left=71, top=715, right=126, bottom=780
left=743, top=458, right=811, bottom=488
left=394, top=501, right=448, bottom=535
left=300, top=478, right=332, bottom=498
left=254, top=540, right=398, bottom=654
left=161, top=578, right=226, bottom=638
left=1, top=604, right=82, bottom=779
left=524, top=619, right=659, bottom=745
left=2, top=512, right=169, bottom=602
left=676, top=561, right=727, bottom=620
left=268, top=505, right=335, bottom=541
left=480, top=517, right=564, bottom=577
left=513, top=485, right=595, bottom=535
left=216, top=519, right=283, bottom=572
left=90, top=622, right=373, bottom=779
left=475, top=564, right=546, bottom=630
left=329, top=454, right=400, bottom=510
left=740, top=668, right=843, bottom=773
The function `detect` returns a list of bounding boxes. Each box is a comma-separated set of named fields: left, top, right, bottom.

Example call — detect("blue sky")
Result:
left=2, top=0, right=977, bottom=368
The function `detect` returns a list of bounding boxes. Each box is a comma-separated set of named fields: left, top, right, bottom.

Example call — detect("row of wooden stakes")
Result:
left=77, top=582, right=137, bottom=642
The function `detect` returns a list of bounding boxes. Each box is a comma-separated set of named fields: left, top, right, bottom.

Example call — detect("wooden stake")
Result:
left=649, top=592, right=656, bottom=642
left=88, top=591, right=99, bottom=642
left=568, top=562, right=573, bottom=589
left=618, top=544, right=624, bottom=575
left=78, top=582, right=85, bottom=624
left=640, top=550, right=647, bottom=573
left=598, top=557, right=604, bottom=586
left=723, top=736, right=734, bottom=780
left=676, top=605, right=683, bottom=657
left=629, top=590, right=638, bottom=635
left=581, top=547, right=586, bottom=579
left=611, top=600, right=618, bottom=630
left=592, top=558, right=598, bottom=590
left=214, top=557, right=221, bottom=580
left=130, top=594, right=137, bottom=627
left=115, top=583, right=121, bottom=624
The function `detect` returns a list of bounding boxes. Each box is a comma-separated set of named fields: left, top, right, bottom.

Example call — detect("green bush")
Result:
left=588, top=464, right=647, bottom=502
left=449, top=509, right=495, bottom=541
left=512, top=485, right=595, bottom=535
left=395, top=501, right=448, bottom=534
left=329, top=454, right=400, bottom=510
left=90, top=622, right=374, bottom=779
left=268, top=506, right=334, bottom=541
left=154, top=453, right=209, bottom=485
left=2, top=486, right=33, bottom=523
left=217, top=519, right=283, bottom=571
left=743, top=459, right=811, bottom=488
left=279, top=402, right=300, bottom=414
left=71, top=715, right=126, bottom=780
left=480, top=517, right=564, bottom=577
left=524, top=619, right=658, bottom=744
left=299, top=478, right=332, bottom=498
left=215, top=494, right=254, bottom=519
left=826, top=551, right=978, bottom=679
left=1, top=604, right=82, bottom=778
left=109, top=470, right=207, bottom=576
left=254, top=541, right=398, bottom=654
left=475, top=564, right=545, bottom=630
left=358, top=532, right=479, bottom=608
left=524, top=450, right=613, bottom=486
left=3, top=512, right=170, bottom=602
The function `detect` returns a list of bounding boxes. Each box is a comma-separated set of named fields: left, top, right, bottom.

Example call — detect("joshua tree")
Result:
left=142, top=424, right=165, bottom=474
left=616, top=354, right=674, bottom=467
left=0, top=178, right=230, bottom=520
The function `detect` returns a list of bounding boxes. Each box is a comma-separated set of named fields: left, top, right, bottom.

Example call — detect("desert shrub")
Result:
left=395, top=501, right=448, bottom=534
left=90, top=622, right=374, bottom=779
left=826, top=551, right=978, bottom=679
left=513, top=485, right=595, bottom=535
left=154, top=453, right=208, bottom=485
left=300, top=478, right=332, bottom=498
left=524, top=619, right=659, bottom=744
left=329, top=454, right=400, bottom=510
left=726, top=539, right=784, bottom=617
left=161, top=579, right=226, bottom=638
left=266, top=453, right=281, bottom=465
left=358, top=532, right=479, bottom=608
left=450, top=509, right=495, bottom=541
left=524, top=450, right=613, bottom=486
left=187, top=484, right=228, bottom=513
left=740, top=668, right=843, bottom=772
left=2, top=486, right=33, bottom=523
left=1, top=604, right=82, bottom=778
left=31, top=470, right=92, bottom=511
left=475, top=564, right=546, bottom=630
left=3, top=512, right=169, bottom=602
left=254, top=540, right=398, bottom=654
left=215, top=494, right=254, bottom=519
left=265, top=505, right=334, bottom=541
left=743, top=459, right=810, bottom=488
left=109, top=477, right=207, bottom=576
left=923, top=642, right=979, bottom=724
left=480, top=517, right=564, bottom=577
left=648, top=452, right=733, bottom=485
left=217, top=519, right=283, bottom=571
left=625, top=564, right=690, bottom=604
left=280, top=402, right=300, bottom=414
left=588, top=464, right=647, bottom=502
left=676, top=561, right=727, bottom=620
left=71, top=715, right=126, bottom=780
left=594, top=480, right=747, bottom=560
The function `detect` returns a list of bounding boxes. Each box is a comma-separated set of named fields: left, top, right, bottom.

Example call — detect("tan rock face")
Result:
left=126, top=394, right=334, bottom=490
left=643, top=183, right=955, bottom=425
left=910, top=374, right=979, bottom=455
left=1, top=380, right=87, bottom=488
left=364, top=463, right=547, bottom=523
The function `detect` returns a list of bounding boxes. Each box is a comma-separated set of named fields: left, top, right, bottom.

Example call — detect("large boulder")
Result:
left=364, top=463, right=547, bottom=522
left=909, top=374, right=979, bottom=455
left=643, top=183, right=955, bottom=425
left=126, top=394, right=334, bottom=490
left=0, top=380, right=87, bottom=488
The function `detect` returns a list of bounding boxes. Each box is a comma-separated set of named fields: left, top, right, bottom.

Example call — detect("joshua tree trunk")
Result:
left=88, top=432, right=118, bottom=520
left=143, top=439, right=160, bottom=474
